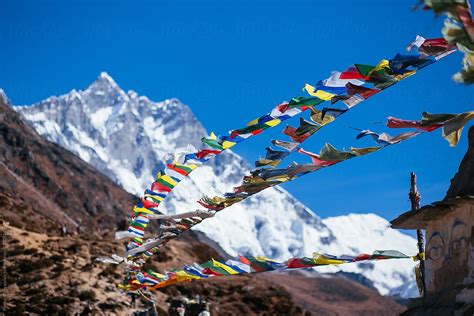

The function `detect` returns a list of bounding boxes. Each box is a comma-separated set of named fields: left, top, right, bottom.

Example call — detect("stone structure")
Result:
left=392, top=127, right=474, bottom=315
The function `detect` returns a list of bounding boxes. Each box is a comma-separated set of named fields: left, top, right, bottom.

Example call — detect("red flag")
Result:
left=298, top=148, right=339, bottom=166
left=283, top=126, right=311, bottom=143
left=195, top=149, right=221, bottom=159
left=339, top=66, right=369, bottom=80
left=239, top=255, right=252, bottom=266
left=151, top=181, right=172, bottom=193
left=387, top=116, right=441, bottom=132
left=346, top=82, right=380, bottom=99
left=141, top=197, right=159, bottom=208
left=419, top=38, right=454, bottom=56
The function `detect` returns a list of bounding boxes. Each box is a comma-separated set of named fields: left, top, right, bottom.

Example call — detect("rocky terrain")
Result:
left=263, top=273, right=406, bottom=315
left=0, top=90, right=133, bottom=235
left=2, top=223, right=306, bottom=315
left=446, top=127, right=474, bottom=199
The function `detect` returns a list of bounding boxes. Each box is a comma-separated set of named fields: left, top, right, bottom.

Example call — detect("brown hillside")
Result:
left=2, top=223, right=305, bottom=315
left=263, top=273, right=406, bottom=316
left=0, top=94, right=134, bottom=235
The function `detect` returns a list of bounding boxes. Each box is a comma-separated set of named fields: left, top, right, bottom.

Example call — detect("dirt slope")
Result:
left=0, top=95, right=133, bottom=235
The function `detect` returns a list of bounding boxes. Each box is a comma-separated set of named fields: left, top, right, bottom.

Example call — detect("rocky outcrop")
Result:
left=446, top=126, right=474, bottom=199
left=0, top=93, right=134, bottom=235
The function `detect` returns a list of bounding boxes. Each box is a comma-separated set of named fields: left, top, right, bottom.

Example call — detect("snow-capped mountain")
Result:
left=12, top=72, right=418, bottom=296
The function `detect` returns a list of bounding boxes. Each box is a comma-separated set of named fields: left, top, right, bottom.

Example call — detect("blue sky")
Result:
left=1, top=0, right=473, bottom=225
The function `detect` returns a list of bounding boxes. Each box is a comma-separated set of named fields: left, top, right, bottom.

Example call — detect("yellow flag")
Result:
left=144, top=193, right=164, bottom=202
left=265, top=175, right=291, bottom=182
left=309, top=109, right=336, bottom=125
left=247, top=117, right=260, bottom=126
left=212, top=259, right=239, bottom=275
left=133, top=205, right=155, bottom=215
left=175, top=270, right=200, bottom=281
left=303, top=84, right=335, bottom=101
left=222, top=140, right=237, bottom=149
left=313, top=253, right=345, bottom=265
left=149, top=271, right=166, bottom=279
left=157, top=174, right=178, bottom=187
left=255, top=255, right=276, bottom=262
left=368, top=59, right=389, bottom=75
left=264, top=118, right=282, bottom=127
left=256, top=159, right=281, bottom=167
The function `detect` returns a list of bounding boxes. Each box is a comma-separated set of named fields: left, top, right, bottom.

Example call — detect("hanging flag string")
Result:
left=94, top=36, right=472, bottom=296
left=121, top=35, right=456, bottom=260
left=102, top=109, right=473, bottom=266
left=194, top=110, right=474, bottom=217
left=119, top=250, right=419, bottom=291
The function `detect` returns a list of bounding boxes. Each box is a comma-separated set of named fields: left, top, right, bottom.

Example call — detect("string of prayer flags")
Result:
left=194, top=109, right=471, bottom=224
left=127, top=109, right=470, bottom=264
left=99, top=108, right=473, bottom=295
left=94, top=35, right=469, bottom=300
left=387, top=111, right=474, bottom=146
left=158, top=35, right=453, bottom=218
left=249, top=36, right=455, bottom=172
left=195, top=135, right=411, bottom=215
left=125, top=103, right=307, bottom=253
left=120, top=250, right=413, bottom=291
left=119, top=109, right=469, bottom=266
left=111, top=36, right=457, bottom=270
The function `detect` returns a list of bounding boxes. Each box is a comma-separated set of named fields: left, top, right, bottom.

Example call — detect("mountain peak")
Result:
left=0, top=89, right=11, bottom=106
left=87, top=71, right=121, bottom=92
left=97, top=71, right=116, bottom=84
